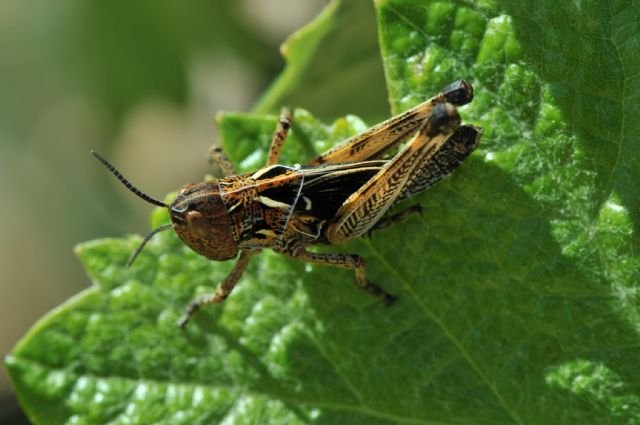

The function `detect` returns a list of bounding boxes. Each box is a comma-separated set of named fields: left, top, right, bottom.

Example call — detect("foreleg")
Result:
left=208, top=146, right=236, bottom=176
left=178, top=250, right=255, bottom=328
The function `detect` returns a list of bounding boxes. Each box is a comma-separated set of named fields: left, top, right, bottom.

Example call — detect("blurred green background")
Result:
left=0, top=1, right=394, bottom=422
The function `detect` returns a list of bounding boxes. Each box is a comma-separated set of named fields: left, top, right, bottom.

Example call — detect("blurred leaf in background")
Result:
left=61, top=1, right=276, bottom=125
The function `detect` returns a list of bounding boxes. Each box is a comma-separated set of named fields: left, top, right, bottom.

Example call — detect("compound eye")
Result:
left=186, top=210, right=204, bottom=223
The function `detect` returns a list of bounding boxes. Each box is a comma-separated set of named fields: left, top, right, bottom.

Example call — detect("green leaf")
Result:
left=53, top=1, right=277, bottom=125
left=253, top=0, right=389, bottom=121
left=7, top=0, right=640, bottom=424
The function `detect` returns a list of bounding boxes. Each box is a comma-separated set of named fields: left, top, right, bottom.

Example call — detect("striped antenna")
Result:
left=127, top=224, right=174, bottom=267
left=91, top=150, right=168, bottom=208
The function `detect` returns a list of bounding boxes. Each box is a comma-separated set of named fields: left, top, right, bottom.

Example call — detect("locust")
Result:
left=92, top=80, right=483, bottom=328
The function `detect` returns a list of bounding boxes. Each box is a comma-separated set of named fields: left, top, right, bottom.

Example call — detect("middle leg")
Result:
left=289, top=246, right=397, bottom=305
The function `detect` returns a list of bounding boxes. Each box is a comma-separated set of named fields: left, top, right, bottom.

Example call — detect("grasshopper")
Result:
left=92, top=80, right=483, bottom=328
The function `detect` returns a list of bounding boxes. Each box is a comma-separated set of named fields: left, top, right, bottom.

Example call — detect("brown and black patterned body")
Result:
left=94, top=80, right=483, bottom=327
left=221, top=166, right=304, bottom=251
left=171, top=81, right=483, bottom=326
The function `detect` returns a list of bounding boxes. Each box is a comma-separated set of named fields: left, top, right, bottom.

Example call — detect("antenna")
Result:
left=127, top=224, right=174, bottom=267
left=91, top=150, right=168, bottom=208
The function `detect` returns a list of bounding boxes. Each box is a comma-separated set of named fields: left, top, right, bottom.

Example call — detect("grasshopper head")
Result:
left=92, top=151, right=239, bottom=265
left=170, top=181, right=239, bottom=261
